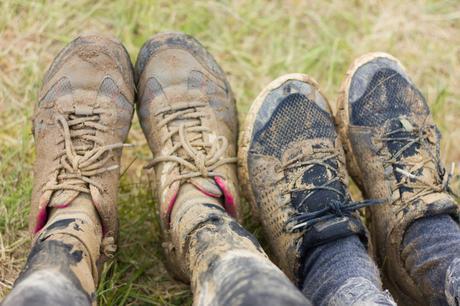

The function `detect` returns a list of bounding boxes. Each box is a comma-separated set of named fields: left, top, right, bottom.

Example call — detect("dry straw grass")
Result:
left=0, top=0, right=459, bottom=304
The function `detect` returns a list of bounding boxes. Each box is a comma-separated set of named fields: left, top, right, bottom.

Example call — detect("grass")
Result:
left=0, top=0, right=459, bottom=305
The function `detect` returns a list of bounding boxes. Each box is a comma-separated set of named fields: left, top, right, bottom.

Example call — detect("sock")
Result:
left=302, top=235, right=395, bottom=306
left=402, top=214, right=460, bottom=305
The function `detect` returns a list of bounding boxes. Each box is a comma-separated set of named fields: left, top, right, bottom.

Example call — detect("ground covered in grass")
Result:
left=0, top=0, right=459, bottom=305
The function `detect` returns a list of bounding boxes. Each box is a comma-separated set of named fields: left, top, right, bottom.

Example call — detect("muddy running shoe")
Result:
left=238, top=74, right=380, bottom=284
left=336, top=52, right=458, bottom=304
left=30, top=35, right=135, bottom=272
left=135, top=32, right=239, bottom=281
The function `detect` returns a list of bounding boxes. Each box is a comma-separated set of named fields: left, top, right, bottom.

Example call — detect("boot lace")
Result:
left=378, top=116, right=455, bottom=209
left=283, top=148, right=382, bottom=232
left=44, top=107, right=130, bottom=195
left=144, top=101, right=237, bottom=187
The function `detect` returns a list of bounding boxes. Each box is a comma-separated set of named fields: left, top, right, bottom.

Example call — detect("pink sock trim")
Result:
left=33, top=202, right=74, bottom=234
left=166, top=191, right=178, bottom=224
left=214, top=176, right=237, bottom=218
left=33, top=207, right=48, bottom=234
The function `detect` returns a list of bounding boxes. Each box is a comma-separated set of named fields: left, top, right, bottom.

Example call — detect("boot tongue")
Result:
left=49, top=189, right=80, bottom=208
left=168, top=102, right=206, bottom=160
left=189, top=177, right=223, bottom=198
left=49, top=114, right=95, bottom=208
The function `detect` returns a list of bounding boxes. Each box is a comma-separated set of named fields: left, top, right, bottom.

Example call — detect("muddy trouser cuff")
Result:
left=170, top=196, right=310, bottom=306
left=2, top=202, right=101, bottom=306
left=301, top=235, right=396, bottom=306
left=1, top=234, right=95, bottom=306
left=402, top=214, right=460, bottom=305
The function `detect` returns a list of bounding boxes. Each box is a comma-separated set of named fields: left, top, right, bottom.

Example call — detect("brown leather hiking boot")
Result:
left=135, top=32, right=239, bottom=281
left=238, top=74, right=379, bottom=285
left=30, top=34, right=135, bottom=271
left=336, top=52, right=458, bottom=305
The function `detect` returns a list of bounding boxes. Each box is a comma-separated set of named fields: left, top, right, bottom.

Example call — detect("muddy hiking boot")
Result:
left=336, top=52, right=459, bottom=305
left=238, top=74, right=381, bottom=285
left=136, top=33, right=309, bottom=306
left=2, top=35, right=135, bottom=306
left=135, top=31, right=239, bottom=277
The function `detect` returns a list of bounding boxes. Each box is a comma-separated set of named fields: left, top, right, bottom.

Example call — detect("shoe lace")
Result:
left=283, top=148, right=382, bottom=232
left=378, top=116, right=455, bottom=209
left=44, top=107, right=130, bottom=195
left=144, top=101, right=237, bottom=187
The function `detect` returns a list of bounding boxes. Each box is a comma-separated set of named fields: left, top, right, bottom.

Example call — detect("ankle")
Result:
left=36, top=196, right=103, bottom=285
left=169, top=184, right=264, bottom=279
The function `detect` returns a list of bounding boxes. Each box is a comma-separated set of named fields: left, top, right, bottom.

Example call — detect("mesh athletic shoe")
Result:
left=30, top=35, right=135, bottom=265
left=135, top=32, right=239, bottom=281
left=238, top=74, right=379, bottom=284
left=336, top=52, right=458, bottom=305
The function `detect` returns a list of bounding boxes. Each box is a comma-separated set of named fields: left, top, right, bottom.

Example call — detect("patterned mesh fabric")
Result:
left=99, top=77, right=131, bottom=107
left=351, top=67, right=438, bottom=199
left=99, top=77, right=119, bottom=97
left=252, top=93, right=336, bottom=159
left=351, top=68, right=429, bottom=127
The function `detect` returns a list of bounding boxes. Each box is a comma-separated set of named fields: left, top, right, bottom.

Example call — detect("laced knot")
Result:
left=378, top=116, right=456, bottom=206
left=281, top=148, right=382, bottom=233
left=44, top=106, right=130, bottom=195
left=144, top=101, right=237, bottom=187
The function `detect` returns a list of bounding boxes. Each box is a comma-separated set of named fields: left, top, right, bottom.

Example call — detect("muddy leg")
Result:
left=1, top=196, right=101, bottom=306
left=402, top=214, right=460, bottom=305
left=170, top=184, right=310, bottom=306
left=301, top=235, right=396, bottom=306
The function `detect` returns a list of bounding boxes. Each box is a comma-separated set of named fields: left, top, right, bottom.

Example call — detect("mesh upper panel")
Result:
left=251, top=93, right=336, bottom=159
left=99, top=77, right=119, bottom=97
left=99, top=77, right=131, bottom=109
left=39, top=77, right=72, bottom=107
left=247, top=89, right=366, bottom=273
left=351, top=67, right=441, bottom=200
left=351, top=68, right=429, bottom=127
left=141, top=77, right=164, bottom=105
left=250, top=92, right=346, bottom=214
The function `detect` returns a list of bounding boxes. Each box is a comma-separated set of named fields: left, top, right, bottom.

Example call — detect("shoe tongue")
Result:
left=49, top=189, right=80, bottom=207
left=283, top=141, right=345, bottom=213
left=384, top=116, right=439, bottom=198
left=290, top=161, right=344, bottom=213
left=385, top=117, right=419, bottom=158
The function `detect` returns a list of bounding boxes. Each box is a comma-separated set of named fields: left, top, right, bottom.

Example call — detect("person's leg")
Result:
left=402, top=215, right=460, bottom=305
left=2, top=35, right=135, bottom=305
left=239, top=73, right=395, bottom=305
left=302, top=235, right=395, bottom=305
left=2, top=197, right=101, bottom=306
left=172, top=184, right=309, bottom=306
left=336, top=52, right=460, bottom=305
left=136, top=32, right=310, bottom=306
